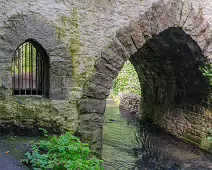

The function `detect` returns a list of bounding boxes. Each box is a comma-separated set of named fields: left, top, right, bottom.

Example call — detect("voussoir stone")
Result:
left=116, top=26, right=138, bottom=54
left=78, top=99, right=106, bottom=114
left=83, top=81, right=110, bottom=100
left=90, top=72, right=114, bottom=89
left=95, top=58, right=119, bottom=79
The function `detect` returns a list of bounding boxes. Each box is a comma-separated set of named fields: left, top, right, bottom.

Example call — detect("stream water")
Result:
left=102, top=101, right=212, bottom=170
left=0, top=135, right=40, bottom=170
left=0, top=101, right=212, bottom=170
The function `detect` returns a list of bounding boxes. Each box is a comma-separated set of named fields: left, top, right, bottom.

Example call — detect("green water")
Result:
left=0, top=134, right=46, bottom=170
left=0, top=103, right=212, bottom=170
left=102, top=103, right=212, bottom=170
left=102, top=104, right=139, bottom=169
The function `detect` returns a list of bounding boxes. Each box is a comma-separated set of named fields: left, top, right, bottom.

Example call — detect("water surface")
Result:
left=102, top=102, right=212, bottom=170
left=0, top=102, right=212, bottom=170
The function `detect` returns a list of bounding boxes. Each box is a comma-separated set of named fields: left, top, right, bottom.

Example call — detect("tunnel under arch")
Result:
left=130, top=27, right=210, bottom=121
left=78, top=0, right=212, bottom=155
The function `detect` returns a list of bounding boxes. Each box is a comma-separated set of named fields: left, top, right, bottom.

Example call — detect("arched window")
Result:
left=12, top=40, right=49, bottom=96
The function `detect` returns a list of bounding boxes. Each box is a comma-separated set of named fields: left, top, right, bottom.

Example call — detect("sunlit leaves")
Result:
left=112, top=61, right=141, bottom=95
left=199, top=64, right=212, bottom=85
left=22, top=131, right=103, bottom=170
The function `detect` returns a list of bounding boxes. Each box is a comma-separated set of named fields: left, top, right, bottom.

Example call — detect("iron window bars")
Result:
left=12, top=40, right=49, bottom=96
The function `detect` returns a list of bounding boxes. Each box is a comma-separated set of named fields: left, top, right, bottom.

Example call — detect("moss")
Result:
left=57, top=10, right=81, bottom=59
left=0, top=96, right=78, bottom=134
left=205, top=108, right=212, bottom=117
left=57, top=8, right=87, bottom=86
left=201, top=139, right=211, bottom=150
left=69, top=8, right=81, bottom=78
left=0, top=98, right=51, bottom=119
left=56, top=27, right=66, bottom=41
left=180, top=135, right=212, bottom=154
left=56, top=14, right=68, bottom=41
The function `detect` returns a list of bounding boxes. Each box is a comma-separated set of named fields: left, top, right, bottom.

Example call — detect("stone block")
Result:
left=83, top=82, right=110, bottom=99
left=119, top=93, right=141, bottom=116
left=78, top=98, right=106, bottom=114
left=50, top=61, right=72, bottom=77
left=109, top=38, right=130, bottom=60
left=116, top=26, right=137, bottom=54
left=95, top=58, right=119, bottom=79
left=129, top=20, right=146, bottom=49
left=101, top=48, right=125, bottom=71
left=90, top=72, right=114, bottom=89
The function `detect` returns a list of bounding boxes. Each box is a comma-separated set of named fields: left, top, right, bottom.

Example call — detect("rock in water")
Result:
left=119, top=93, right=141, bottom=117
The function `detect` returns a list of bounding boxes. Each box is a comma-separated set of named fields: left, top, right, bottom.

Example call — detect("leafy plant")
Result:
left=202, top=129, right=212, bottom=149
left=200, top=65, right=212, bottom=148
left=112, top=61, right=141, bottom=96
left=204, top=129, right=212, bottom=142
left=199, top=64, right=212, bottom=85
left=22, top=129, right=103, bottom=170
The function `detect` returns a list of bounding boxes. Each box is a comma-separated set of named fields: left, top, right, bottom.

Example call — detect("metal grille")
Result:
left=12, top=41, right=48, bottom=96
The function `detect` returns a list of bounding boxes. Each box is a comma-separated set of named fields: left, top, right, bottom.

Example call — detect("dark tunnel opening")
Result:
left=130, top=27, right=211, bottom=118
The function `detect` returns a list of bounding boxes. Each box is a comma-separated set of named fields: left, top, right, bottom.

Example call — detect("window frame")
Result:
left=12, top=40, right=49, bottom=97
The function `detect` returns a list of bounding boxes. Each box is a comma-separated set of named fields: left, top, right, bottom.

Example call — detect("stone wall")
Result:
left=0, top=0, right=212, bottom=155
left=0, top=0, right=159, bottom=134
left=162, top=107, right=212, bottom=150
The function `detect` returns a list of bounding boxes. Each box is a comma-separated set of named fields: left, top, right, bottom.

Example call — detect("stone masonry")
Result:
left=0, top=0, right=211, bottom=156
left=79, top=0, right=212, bottom=154
left=119, top=92, right=140, bottom=117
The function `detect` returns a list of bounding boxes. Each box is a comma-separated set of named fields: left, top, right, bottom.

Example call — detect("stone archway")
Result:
left=130, top=27, right=210, bottom=120
left=78, top=0, right=212, bottom=155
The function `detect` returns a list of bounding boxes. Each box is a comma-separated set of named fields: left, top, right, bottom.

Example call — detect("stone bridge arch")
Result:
left=78, top=0, right=212, bottom=155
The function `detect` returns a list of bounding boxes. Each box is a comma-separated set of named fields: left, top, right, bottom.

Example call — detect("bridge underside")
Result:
left=129, top=27, right=212, bottom=151
left=130, top=27, right=210, bottom=122
left=78, top=0, right=212, bottom=156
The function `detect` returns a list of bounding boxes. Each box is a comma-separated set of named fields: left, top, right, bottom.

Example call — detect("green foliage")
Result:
left=199, top=64, right=212, bottom=85
left=112, top=61, right=141, bottom=95
left=22, top=129, right=103, bottom=170
left=203, top=129, right=212, bottom=149
left=200, top=65, right=212, bottom=149
left=204, top=129, right=212, bottom=142
left=12, top=42, right=37, bottom=75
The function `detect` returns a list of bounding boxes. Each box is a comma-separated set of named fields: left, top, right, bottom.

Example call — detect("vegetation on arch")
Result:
left=199, top=64, right=212, bottom=85
left=199, top=64, right=212, bottom=149
left=22, top=128, right=103, bottom=170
